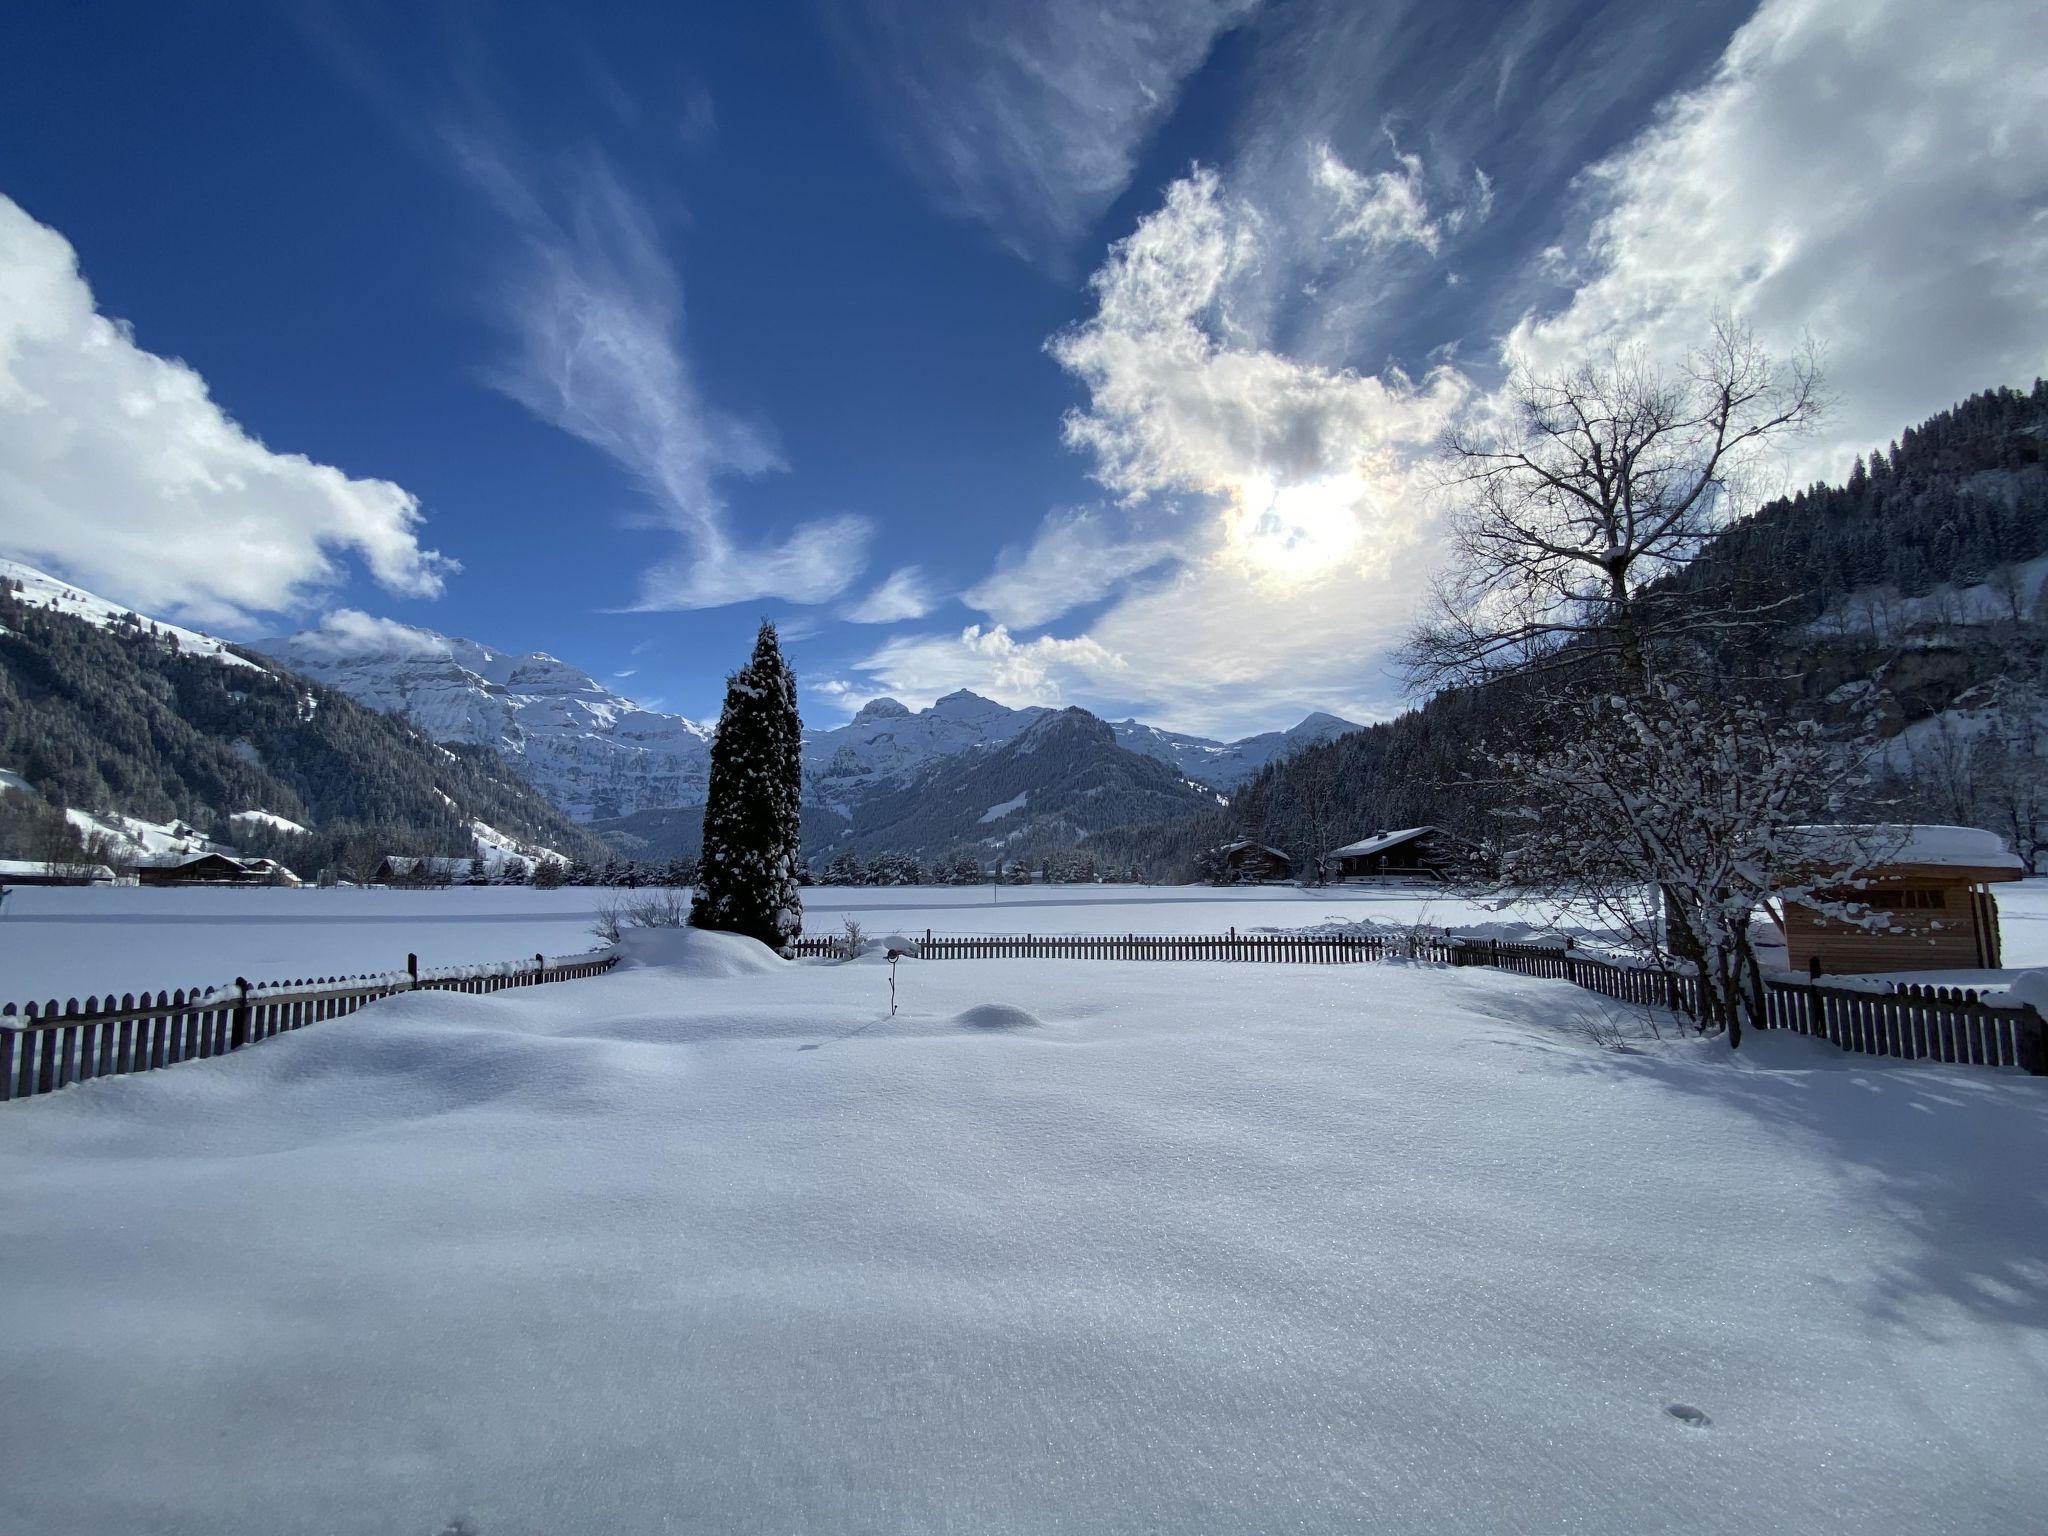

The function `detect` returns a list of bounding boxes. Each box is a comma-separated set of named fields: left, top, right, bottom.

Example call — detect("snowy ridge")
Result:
left=267, top=610, right=1362, bottom=828
left=259, top=621, right=716, bottom=822
left=0, top=559, right=262, bottom=670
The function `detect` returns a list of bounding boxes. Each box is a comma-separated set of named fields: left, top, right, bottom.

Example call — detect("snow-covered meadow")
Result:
left=0, top=926, right=2042, bottom=1534
left=5, top=879, right=2048, bottom=1003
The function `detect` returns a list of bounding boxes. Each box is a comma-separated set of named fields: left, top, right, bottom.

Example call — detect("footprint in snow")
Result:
left=1664, top=1403, right=1711, bottom=1428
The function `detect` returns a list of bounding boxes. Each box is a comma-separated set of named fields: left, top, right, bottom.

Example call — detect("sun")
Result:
left=1225, top=474, right=1366, bottom=579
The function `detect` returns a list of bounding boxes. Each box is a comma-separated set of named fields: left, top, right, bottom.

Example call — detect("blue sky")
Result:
left=1, top=0, right=2043, bottom=736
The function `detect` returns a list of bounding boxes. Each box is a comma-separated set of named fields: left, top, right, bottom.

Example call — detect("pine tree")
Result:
left=690, top=622, right=804, bottom=951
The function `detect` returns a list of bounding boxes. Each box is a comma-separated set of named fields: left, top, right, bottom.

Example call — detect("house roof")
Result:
left=1786, top=823, right=2025, bottom=881
left=1218, top=841, right=1291, bottom=860
left=0, top=859, right=116, bottom=879
left=1328, top=827, right=1435, bottom=860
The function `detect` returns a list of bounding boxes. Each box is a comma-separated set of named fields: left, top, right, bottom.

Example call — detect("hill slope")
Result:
left=1225, top=380, right=2048, bottom=879
left=0, top=572, right=604, bottom=878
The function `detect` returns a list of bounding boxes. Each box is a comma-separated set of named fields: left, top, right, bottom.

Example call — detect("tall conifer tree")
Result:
left=690, top=622, right=804, bottom=950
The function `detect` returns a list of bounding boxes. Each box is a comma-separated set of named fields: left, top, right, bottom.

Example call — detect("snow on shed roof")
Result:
left=1790, top=824, right=2025, bottom=874
left=1328, top=827, right=1435, bottom=859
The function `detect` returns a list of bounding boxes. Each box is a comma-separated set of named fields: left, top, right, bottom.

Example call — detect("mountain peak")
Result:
left=929, top=688, right=1009, bottom=720
left=851, top=696, right=912, bottom=723
left=1293, top=711, right=1355, bottom=733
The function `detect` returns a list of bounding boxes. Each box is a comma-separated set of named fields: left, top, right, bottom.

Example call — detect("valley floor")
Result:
left=1, top=930, right=2044, bottom=1533
left=4, top=878, right=2048, bottom=1003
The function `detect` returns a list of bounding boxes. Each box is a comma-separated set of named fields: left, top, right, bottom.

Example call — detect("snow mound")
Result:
left=954, top=1002, right=1042, bottom=1030
left=615, top=926, right=787, bottom=977
left=2003, top=968, right=2048, bottom=1015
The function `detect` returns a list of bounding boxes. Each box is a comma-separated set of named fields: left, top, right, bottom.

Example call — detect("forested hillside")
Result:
left=0, top=583, right=606, bottom=878
left=1186, top=381, right=2048, bottom=880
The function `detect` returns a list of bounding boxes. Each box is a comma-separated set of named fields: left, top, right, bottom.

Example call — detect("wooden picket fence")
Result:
left=1445, top=938, right=2045, bottom=1071
left=792, top=928, right=2047, bottom=1073
left=1, top=950, right=619, bottom=1105
left=789, top=929, right=1431, bottom=963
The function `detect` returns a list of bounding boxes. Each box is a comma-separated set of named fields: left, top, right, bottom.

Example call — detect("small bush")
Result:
left=591, top=889, right=690, bottom=944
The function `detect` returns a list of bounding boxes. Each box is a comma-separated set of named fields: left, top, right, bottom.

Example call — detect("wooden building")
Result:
left=137, top=853, right=300, bottom=887
left=0, top=858, right=118, bottom=887
left=1780, top=825, right=2023, bottom=976
left=1327, top=827, right=1478, bottom=882
left=1214, top=841, right=1295, bottom=883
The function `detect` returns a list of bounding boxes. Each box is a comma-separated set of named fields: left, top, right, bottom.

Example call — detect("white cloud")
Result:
left=277, top=608, right=454, bottom=662
left=450, top=137, right=870, bottom=609
left=824, top=0, right=1257, bottom=266
left=855, top=623, right=1129, bottom=710
left=1510, top=0, right=2048, bottom=482
left=1049, top=167, right=1467, bottom=582
left=840, top=565, right=942, bottom=624
left=963, top=510, right=1177, bottom=628
left=1313, top=143, right=1441, bottom=254
left=0, top=195, right=454, bottom=628
left=859, top=165, right=1475, bottom=734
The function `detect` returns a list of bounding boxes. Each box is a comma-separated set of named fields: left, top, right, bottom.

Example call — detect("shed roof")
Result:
left=1790, top=823, right=2024, bottom=880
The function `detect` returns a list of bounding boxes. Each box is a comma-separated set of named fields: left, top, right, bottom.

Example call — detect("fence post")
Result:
left=535, top=951, right=546, bottom=983
left=231, top=978, right=252, bottom=1050
left=2015, top=1005, right=2048, bottom=1076
left=407, top=953, right=419, bottom=988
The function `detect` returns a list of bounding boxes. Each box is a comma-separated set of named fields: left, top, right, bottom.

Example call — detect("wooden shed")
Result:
left=1327, top=826, right=1479, bottom=883
left=1781, top=825, right=2024, bottom=976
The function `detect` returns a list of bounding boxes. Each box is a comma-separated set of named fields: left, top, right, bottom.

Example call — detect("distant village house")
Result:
left=1327, top=827, right=1479, bottom=883
left=137, top=853, right=302, bottom=887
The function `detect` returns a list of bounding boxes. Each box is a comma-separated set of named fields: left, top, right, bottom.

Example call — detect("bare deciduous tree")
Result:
left=1404, top=320, right=1822, bottom=692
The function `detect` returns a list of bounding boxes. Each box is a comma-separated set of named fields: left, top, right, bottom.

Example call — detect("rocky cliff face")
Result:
left=257, top=628, right=715, bottom=822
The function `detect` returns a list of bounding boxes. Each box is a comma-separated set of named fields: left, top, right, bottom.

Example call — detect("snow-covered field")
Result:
left=0, top=928, right=2041, bottom=1534
left=6, top=879, right=2048, bottom=1003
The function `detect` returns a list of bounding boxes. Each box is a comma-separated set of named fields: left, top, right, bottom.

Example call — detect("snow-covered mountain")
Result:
left=1, top=558, right=263, bottom=670
left=0, top=567, right=601, bottom=872
left=1111, top=711, right=1359, bottom=787
left=264, top=614, right=1361, bottom=824
left=806, top=692, right=1358, bottom=799
left=258, top=623, right=715, bottom=822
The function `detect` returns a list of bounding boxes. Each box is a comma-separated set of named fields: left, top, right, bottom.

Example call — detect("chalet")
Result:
left=1327, top=827, right=1478, bottom=883
left=0, top=858, right=119, bottom=887
left=1779, top=824, right=2023, bottom=976
left=137, top=853, right=300, bottom=887
left=1214, top=841, right=1295, bottom=883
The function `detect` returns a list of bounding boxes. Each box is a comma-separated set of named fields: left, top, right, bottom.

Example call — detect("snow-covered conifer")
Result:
left=690, top=622, right=804, bottom=951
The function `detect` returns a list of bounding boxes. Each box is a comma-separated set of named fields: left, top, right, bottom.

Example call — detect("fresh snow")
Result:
left=6, top=879, right=2048, bottom=1011
left=977, top=790, right=1030, bottom=824
left=0, top=925, right=2042, bottom=1533
left=228, top=810, right=308, bottom=837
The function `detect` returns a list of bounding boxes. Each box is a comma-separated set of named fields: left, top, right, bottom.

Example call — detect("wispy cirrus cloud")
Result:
left=840, top=565, right=942, bottom=624
left=962, top=509, right=1177, bottom=629
left=448, top=132, right=871, bottom=610
left=0, top=196, right=454, bottom=628
left=823, top=0, right=1258, bottom=268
